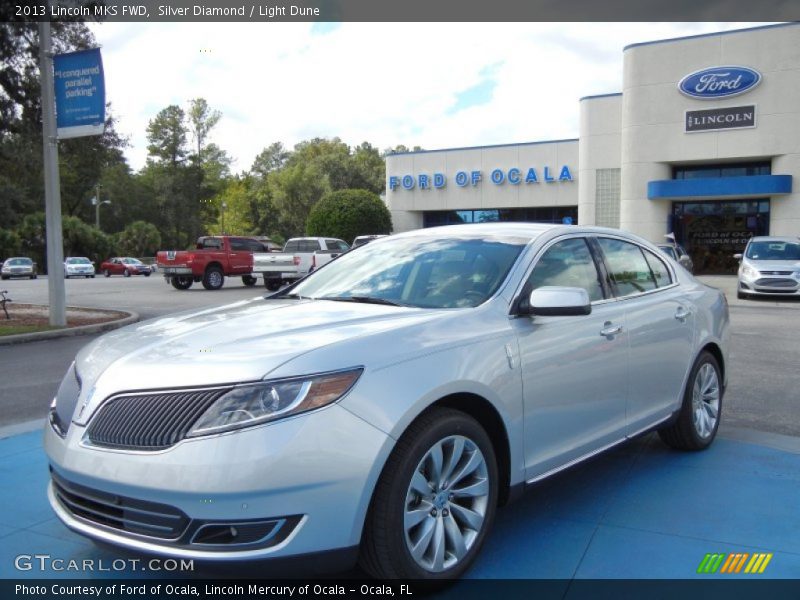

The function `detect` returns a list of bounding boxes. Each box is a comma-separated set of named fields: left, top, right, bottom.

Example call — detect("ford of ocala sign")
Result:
left=389, top=166, right=573, bottom=191
left=678, top=66, right=761, bottom=99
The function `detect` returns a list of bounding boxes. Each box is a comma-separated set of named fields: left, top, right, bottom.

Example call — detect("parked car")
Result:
left=64, top=257, right=96, bottom=278
left=735, top=236, right=800, bottom=299
left=1, top=257, right=37, bottom=279
left=44, top=224, right=729, bottom=580
left=253, top=236, right=350, bottom=291
left=352, top=234, right=388, bottom=248
left=657, top=243, right=694, bottom=273
left=156, top=236, right=266, bottom=291
left=99, top=257, right=152, bottom=278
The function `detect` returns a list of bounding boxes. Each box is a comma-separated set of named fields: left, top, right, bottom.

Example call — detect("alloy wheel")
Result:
left=403, top=435, right=489, bottom=573
left=692, top=363, right=720, bottom=439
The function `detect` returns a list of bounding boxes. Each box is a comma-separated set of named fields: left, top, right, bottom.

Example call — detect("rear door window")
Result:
left=597, top=238, right=658, bottom=297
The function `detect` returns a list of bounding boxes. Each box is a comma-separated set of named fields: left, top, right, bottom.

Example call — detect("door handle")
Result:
left=675, top=307, right=691, bottom=322
left=600, top=322, right=622, bottom=338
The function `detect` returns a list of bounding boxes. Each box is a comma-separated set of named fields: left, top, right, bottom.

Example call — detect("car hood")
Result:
left=72, top=297, right=442, bottom=425
left=745, top=259, right=800, bottom=272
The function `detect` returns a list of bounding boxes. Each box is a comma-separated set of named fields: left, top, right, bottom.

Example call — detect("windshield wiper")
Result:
left=268, top=292, right=310, bottom=300
left=317, top=295, right=406, bottom=307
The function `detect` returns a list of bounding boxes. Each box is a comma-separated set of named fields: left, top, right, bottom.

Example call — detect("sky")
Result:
left=88, top=22, right=772, bottom=173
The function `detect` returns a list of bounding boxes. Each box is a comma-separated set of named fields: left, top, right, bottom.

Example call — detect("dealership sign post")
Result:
left=39, top=14, right=105, bottom=326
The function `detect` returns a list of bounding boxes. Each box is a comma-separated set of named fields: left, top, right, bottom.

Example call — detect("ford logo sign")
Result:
left=678, top=66, right=761, bottom=99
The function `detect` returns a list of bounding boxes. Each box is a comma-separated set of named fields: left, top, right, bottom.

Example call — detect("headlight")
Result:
left=742, top=265, right=759, bottom=279
left=187, top=368, right=363, bottom=437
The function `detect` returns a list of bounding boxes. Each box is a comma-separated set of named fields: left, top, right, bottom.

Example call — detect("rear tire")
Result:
left=104, top=269, right=111, bottom=277
left=123, top=269, right=131, bottom=277
left=202, top=266, right=224, bottom=290
left=242, top=275, right=258, bottom=287
left=171, top=276, right=193, bottom=290
left=264, top=278, right=281, bottom=292
left=144, top=272, right=151, bottom=277
left=359, top=407, right=498, bottom=580
left=658, top=351, right=722, bottom=451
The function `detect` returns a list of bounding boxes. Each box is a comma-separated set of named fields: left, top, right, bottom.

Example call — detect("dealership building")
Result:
left=385, top=23, right=799, bottom=273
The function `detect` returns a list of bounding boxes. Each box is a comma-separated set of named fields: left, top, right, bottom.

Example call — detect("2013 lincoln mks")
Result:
left=45, top=224, right=729, bottom=580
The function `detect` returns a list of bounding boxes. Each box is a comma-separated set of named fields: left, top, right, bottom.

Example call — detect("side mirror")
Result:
left=733, top=253, right=743, bottom=261
left=528, top=286, right=591, bottom=317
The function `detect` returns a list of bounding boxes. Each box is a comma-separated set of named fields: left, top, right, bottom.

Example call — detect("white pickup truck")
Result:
left=254, top=237, right=350, bottom=291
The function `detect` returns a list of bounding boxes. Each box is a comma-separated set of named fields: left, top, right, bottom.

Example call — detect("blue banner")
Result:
left=53, top=48, right=105, bottom=139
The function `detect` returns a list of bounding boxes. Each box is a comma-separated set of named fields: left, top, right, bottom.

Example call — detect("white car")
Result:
left=45, top=224, right=729, bottom=580
left=1, top=257, right=37, bottom=279
left=735, top=236, right=800, bottom=299
left=64, top=257, right=96, bottom=278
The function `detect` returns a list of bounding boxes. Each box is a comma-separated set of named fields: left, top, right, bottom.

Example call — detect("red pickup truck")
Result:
left=156, top=236, right=269, bottom=290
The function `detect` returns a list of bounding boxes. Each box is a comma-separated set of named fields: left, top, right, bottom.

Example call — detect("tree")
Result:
left=306, top=189, right=392, bottom=243
left=0, top=228, right=20, bottom=258
left=251, top=142, right=289, bottom=177
left=146, top=105, right=188, bottom=166
left=116, top=221, right=162, bottom=257
left=187, top=98, right=221, bottom=157
left=269, top=161, right=331, bottom=236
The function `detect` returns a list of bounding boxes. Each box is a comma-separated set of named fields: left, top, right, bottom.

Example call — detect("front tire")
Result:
left=104, top=269, right=111, bottom=277
left=123, top=269, right=131, bottom=277
left=658, top=351, right=722, bottom=451
left=202, top=265, right=224, bottom=290
left=360, top=407, right=498, bottom=580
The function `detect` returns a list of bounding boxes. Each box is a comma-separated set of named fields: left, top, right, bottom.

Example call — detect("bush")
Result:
left=305, top=189, right=391, bottom=244
left=116, top=221, right=162, bottom=257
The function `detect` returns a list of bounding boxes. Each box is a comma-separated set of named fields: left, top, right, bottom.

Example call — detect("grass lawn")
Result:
left=0, top=323, right=63, bottom=336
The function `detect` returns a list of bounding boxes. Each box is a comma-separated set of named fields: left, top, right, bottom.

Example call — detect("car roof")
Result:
left=747, top=236, right=799, bottom=243
left=391, top=223, right=652, bottom=245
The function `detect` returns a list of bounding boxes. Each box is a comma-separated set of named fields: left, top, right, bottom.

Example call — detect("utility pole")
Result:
left=39, top=16, right=66, bottom=327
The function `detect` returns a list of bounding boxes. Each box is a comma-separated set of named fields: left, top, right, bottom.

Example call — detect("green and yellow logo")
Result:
left=697, top=552, right=772, bottom=574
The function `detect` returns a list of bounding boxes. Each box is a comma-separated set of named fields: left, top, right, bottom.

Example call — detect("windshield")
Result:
left=745, top=241, right=800, bottom=261
left=67, top=258, right=91, bottom=264
left=7, top=258, right=31, bottom=266
left=122, top=258, right=143, bottom=265
left=290, top=234, right=529, bottom=309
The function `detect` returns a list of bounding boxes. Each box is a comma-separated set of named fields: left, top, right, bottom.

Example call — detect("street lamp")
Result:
left=221, top=201, right=227, bottom=234
left=91, top=190, right=112, bottom=229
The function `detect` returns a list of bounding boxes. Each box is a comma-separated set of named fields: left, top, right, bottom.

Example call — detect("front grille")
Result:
left=86, top=388, right=231, bottom=450
left=754, top=278, right=798, bottom=288
left=52, top=471, right=189, bottom=539
left=760, top=270, right=792, bottom=276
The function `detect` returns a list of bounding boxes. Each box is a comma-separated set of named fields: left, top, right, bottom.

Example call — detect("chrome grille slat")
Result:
left=56, top=494, right=175, bottom=533
left=52, top=472, right=189, bottom=540
left=86, top=388, right=231, bottom=450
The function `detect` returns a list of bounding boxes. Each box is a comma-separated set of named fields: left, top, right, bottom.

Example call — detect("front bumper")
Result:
left=739, top=275, right=800, bottom=296
left=44, top=404, right=392, bottom=561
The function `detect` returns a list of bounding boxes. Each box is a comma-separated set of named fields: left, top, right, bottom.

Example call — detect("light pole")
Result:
left=221, top=201, right=227, bottom=234
left=91, top=185, right=111, bottom=229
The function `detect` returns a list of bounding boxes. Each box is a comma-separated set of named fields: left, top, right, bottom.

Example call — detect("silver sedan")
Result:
left=735, top=236, right=800, bottom=299
left=44, top=224, right=729, bottom=580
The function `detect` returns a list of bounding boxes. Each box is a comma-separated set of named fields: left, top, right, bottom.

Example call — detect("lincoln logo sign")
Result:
left=678, top=66, right=761, bottom=99
left=389, top=166, right=573, bottom=191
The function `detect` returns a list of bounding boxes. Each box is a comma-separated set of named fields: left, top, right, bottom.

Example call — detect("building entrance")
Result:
left=671, top=200, right=770, bottom=274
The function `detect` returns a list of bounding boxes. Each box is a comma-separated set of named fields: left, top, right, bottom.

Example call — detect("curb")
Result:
left=0, top=309, right=139, bottom=346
